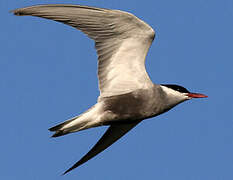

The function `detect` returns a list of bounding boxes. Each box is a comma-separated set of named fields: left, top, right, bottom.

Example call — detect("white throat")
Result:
left=160, top=85, right=190, bottom=107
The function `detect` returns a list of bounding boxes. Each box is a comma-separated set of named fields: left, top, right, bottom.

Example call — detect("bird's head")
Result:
left=160, top=84, right=207, bottom=107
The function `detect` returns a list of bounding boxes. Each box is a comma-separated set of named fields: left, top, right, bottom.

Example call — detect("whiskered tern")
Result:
left=12, top=4, right=207, bottom=174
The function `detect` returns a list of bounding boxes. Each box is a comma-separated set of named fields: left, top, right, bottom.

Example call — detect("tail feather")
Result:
left=49, top=115, right=96, bottom=138
left=49, top=116, right=81, bottom=138
left=49, top=119, right=74, bottom=132
left=51, top=130, right=69, bottom=138
left=49, top=104, right=102, bottom=137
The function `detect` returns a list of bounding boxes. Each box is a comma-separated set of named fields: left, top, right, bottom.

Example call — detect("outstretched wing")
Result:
left=12, top=4, right=155, bottom=98
left=63, top=122, right=140, bottom=174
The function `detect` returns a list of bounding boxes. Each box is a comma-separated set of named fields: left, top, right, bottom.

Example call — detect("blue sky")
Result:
left=1, top=0, right=233, bottom=179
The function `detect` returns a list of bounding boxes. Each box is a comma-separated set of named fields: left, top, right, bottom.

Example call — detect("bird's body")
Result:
left=12, top=4, right=207, bottom=174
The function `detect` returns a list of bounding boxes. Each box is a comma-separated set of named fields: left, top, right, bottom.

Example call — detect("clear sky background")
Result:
left=1, top=0, right=233, bottom=179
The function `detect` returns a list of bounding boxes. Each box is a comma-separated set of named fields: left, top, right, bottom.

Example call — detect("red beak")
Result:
left=187, top=93, right=208, bottom=98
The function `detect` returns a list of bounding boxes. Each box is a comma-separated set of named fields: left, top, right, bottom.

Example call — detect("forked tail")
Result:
left=49, top=104, right=103, bottom=137
left=49, top=116, right=86, bottom=137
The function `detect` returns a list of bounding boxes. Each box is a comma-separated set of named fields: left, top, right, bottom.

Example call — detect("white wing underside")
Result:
left=13, top=4, right=155, bottom=98
left=97, top=37, right=153, bottom=98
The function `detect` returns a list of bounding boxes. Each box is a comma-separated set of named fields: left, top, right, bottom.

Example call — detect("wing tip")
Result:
left=62, top=170, right=70, bottom=175
left=62, top=165, right=78, bottom=175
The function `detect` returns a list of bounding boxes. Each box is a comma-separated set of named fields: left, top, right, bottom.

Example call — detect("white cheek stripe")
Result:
left=160, top=85, right=190, bottom=100
left=160, top=86, right=182, bottom=97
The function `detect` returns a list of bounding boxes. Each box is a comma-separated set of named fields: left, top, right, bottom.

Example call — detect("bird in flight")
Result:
left=12, top=4, right=207, bottom=175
